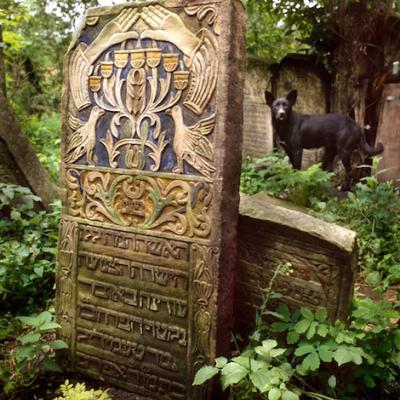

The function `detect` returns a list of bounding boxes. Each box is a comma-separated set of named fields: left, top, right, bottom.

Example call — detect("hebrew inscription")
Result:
left=56, top=2, right=244, bottom=399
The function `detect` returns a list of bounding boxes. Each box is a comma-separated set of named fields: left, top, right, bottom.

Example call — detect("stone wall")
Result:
left=242, top=58, right=273, bottom=158
left=234, top=193, right=357, bottom=337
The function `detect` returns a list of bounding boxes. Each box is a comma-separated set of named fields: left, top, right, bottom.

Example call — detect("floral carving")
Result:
left=66, top=169, right=212, bottom=239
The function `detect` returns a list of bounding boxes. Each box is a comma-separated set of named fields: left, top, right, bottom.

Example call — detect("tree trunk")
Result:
left=0, top=25, right=6, bottom=97
left=331, top=0, right=392, bottom=143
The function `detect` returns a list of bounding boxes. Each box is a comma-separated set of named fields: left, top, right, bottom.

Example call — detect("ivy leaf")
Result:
left=287, top=331, right=300, bottom=344
left=293, top=319, right=311, bottom=334
left=215, top=357, right=228, bottom=369
left=318, top=345, right=333, bottom=362
left=268, top=387, right=282, bottom=400
left=363, top=374, right=376, bottom=388
left=221, top=362, right=249, bottom=390
left=276, top=303, right=291, bottom=322
left=193, top=366, right=219, bottom=386
left=306, top=321, right=318, bottom=340
left=41, top=357, right=62, bottom=372
left=249, top=369, right=272, bottom=393
left=333, top=346, right=364, bottom=366
left=18, top=332, right=41, bottom=345
left=270, top=348, right=286, bottom=358
left=282, top=390, right=300, bottom=400
left=317, top=324, right=329, bottom=337
left=33, top=266, right=44, bottom=277
left=272, top=322, right=290, bottom=332
left=300, top=308, right=314, bottom=321
left=49, top=340, right=68, bottom=350
left=256, top=339, right=278, bottom=357
left=302, top=351, right=320, bottom=371
left=315, top=308, right=328, bottom=322
left=294, top=344, right=314, bottom=357
left=39, top=322, right=61, bottom=331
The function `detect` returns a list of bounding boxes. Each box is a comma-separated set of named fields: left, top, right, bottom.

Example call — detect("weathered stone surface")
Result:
left=376, top=84, right=400, bottom=185
left=235, top=193, right=357, bottom=336
left=242, top=58, right=273, bottom=158
left=56, top=2, right=245, bottom=398
left=0, top=89, right=58, bottom=208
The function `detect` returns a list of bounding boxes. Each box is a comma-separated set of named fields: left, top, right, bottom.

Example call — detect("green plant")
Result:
left=0, top=183, right=60, bottom=314
left=0, top=311, right=67, bottom=394
left=240, top=151, right=334, bottom=207
left=312, top=157, right=400, bottom=288
left=194, top=265, right=335, bottom=399
left=55, top=380, right=111, bottom=400
left=194, top=265, right=400, bottom=399
left=269, top=297, right=400, bottom=399
left=20, top=112, right=61, bottom=182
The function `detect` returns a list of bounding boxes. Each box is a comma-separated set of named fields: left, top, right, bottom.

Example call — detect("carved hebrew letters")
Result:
left=58, top=2, right=244, bottom=399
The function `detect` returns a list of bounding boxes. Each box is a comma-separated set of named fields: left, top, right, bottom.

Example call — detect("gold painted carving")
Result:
left=167, top=105, right=216, bottom=178
left=94, top=45, right=186, bottom=171
left=184, top=4, right=221, bottom=35
left=69, top=9, right=140, bottom=111
left=56, top=219, right=79, bottom=363
left=67, top=169, right=212, bottom=238
left=68, top=5, right=218, bottom=117
left=191, top=245, right=217, bottom=359
left=65, top=107, right=105, bottom=164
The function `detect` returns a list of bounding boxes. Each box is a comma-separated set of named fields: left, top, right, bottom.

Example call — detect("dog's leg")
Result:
left=322, top=148, right=336, bottom=172
left=339, top=151, right=352, bottom=191
left=290, top=150, right=303, bottom=170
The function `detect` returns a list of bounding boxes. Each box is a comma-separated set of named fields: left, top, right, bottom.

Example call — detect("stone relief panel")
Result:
left=235, top=194, right=357, bottom=338
left=57, top=2, right=244, bottom=399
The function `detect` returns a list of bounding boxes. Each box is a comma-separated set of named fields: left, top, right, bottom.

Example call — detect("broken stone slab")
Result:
left=235, top=192, right=357, bottom=338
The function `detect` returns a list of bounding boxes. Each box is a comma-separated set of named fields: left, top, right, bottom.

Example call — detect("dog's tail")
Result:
left=359, top=126, right=384, bottom=156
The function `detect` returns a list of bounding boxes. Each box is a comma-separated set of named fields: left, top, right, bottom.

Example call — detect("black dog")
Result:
left=265, top=89, right=384, bottom=191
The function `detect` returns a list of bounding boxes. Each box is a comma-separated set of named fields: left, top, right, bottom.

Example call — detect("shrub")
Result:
left=20, top=112, right=61, bottom=182
left=0, top=183, right=60, bottom=314
left=0, top=311, right=67, bottom=394
left=312, top=158, right=400, bottom=288
left=240, top=151, right=334, bottom=208
left=194, top=266, right=400, bottom=399
left=55, top=380, right=111, bottom=400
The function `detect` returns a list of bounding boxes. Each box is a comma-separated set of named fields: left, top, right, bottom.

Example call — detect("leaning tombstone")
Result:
left=56, top=2, right=245, bottom=398
left=235, top=193, right=357, bottom=338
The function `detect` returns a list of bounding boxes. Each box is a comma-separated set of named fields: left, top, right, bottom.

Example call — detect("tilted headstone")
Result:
left=56, top=2, right=245, bottom=398
left=0, top=90, right=58, bottom=208
left=235, top=193, right=357, bottom=336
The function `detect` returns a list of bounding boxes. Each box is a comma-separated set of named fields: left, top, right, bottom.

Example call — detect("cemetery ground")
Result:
left=1, top=142, right=400, bottom=399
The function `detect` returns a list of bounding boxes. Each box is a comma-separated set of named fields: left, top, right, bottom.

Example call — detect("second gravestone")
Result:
left=56, top=1, right=245, bottom=399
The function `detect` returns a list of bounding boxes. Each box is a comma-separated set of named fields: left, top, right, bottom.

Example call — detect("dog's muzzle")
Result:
left=277, top=111, right=287, bottom=120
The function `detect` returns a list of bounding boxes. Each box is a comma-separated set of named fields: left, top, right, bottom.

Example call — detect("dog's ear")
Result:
left=265, top=91, right=275, bottom=107
left=287, top=89, right=297, bottom=106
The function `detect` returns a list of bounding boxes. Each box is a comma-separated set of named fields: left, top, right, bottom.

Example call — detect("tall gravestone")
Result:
left=56, top=1, right=245, bottom=399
